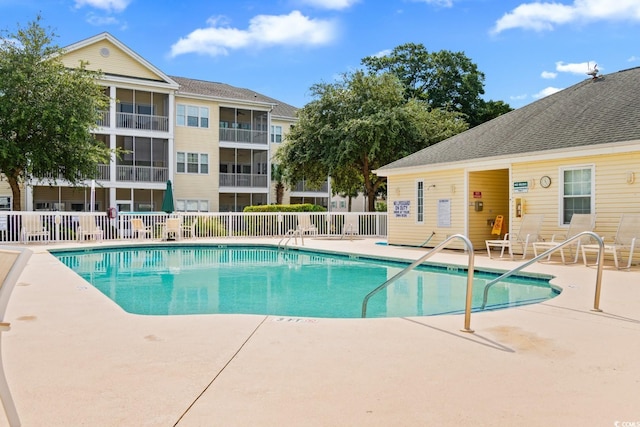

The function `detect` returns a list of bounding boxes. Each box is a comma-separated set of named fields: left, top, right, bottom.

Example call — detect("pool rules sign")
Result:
left=393, top=200, right=410, bottom=218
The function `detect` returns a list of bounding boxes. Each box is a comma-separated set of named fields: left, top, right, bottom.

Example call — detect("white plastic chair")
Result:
left=130, top=218, right=152, bottom=239
left=486, top=214, right=544, bottom=259
left=533, top=214, right=595, bottom=263
left=21, top=215, right=49, bottom=244
left=77, top=215, right=104, bottom=242
left=581, top=213, right=640, bottom=270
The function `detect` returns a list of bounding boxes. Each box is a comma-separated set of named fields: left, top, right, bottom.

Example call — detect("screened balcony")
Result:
left=219, top=107, right=268, bottom=145
left=97, top=88, right=169, bottom=132
left=116, top=135, right=169, bottom=183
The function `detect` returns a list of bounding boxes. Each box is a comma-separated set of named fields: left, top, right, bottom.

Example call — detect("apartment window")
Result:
left=561, top=166, right=593, bottom=224
left=417, top=180, right=424, bottom=223
left=271, top=125, right=282, bottom=143
left=176, top=200, right=209, bottom=212
left=177, top=152, right=209, bottom=174
left=0, top=196, right=10, bottom=211
left=177, top=104, right=209, bottom=128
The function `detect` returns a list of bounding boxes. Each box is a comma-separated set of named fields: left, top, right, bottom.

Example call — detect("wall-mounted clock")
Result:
left=540, top=175, right=552, bottom=188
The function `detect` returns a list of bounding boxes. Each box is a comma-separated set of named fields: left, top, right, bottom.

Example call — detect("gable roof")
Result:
left=379, top=66, right=640, bottom=172
left=62, top=32, right=179, bottom=89
left=170, top=76, right=299, bottom=120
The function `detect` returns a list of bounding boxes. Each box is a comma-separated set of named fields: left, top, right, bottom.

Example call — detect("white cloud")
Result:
left=541, top=70, right=557, bottom=79
left=492, top=0, right=640, bottom=34
left=372, top=49, right=392, bottom=58
left=533, top=86, right=562, bottom=98
left=75, top=0, right=131, bottom=13
left=555, top=60, right=598, bottom=74
left=170, top=11, right=337, bottom=58
left=628, top=55, right=640, bottom=62
left=510, top=94, right=528, bottom=100
left=298, top=0, right=360, bottom=10
left=410, top=0, right=455, bottom=7
left=86, top=13, right=120, bottom=26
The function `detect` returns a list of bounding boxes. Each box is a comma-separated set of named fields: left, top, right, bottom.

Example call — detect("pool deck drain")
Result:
left=2, top=237, right=640, bottom=426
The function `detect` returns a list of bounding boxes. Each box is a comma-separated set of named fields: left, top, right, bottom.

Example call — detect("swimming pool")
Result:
left=53, top=245, right=558, bottom=318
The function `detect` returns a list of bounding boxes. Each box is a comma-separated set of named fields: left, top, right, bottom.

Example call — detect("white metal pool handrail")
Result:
left=481, top=231, right=605, bottom=311
left=361, top=234, right=477, bottom=333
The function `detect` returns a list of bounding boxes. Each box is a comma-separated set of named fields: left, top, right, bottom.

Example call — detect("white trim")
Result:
left=559, top=164, right=595, bottom=226
left=416, top=179, right=424, bottom=224
left=376, top=139, right=640, bottom=177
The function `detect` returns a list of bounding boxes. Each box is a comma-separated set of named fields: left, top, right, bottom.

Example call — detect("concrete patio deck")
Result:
left=2, top=238, right=639, bottom=426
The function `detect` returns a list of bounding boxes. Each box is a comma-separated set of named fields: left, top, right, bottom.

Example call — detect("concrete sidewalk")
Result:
left=2, top=238, right=639, bottom=426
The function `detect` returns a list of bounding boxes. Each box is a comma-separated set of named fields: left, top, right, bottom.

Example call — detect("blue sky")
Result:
left=2, top=0, right=640, bottom=110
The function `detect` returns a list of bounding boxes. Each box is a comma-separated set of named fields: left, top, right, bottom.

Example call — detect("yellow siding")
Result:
left=387, top=169, right=466, bottom=249
left=511, top=152, right=640, bottom=241
left=270, top=119, right=294, bottom=204
left=61, top=40, right=164, bottom=82
left=386, top=149, right=640, bottom=256
left=173, top=97, right=220, bottom=211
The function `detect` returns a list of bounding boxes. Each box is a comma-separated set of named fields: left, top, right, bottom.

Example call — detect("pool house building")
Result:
left=376, top=66, right=640, bottom=253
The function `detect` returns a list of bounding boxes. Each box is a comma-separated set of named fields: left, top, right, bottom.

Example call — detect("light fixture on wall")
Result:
left=450, top=184, right=456, bottom=194
left=627, top=171, right=636, bottom=184
left=427, top=184, right=436, bottom=190
left=395, top=187, right=401, bottom=196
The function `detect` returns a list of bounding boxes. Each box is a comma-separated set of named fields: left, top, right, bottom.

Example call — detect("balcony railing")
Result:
left=113, top=112, right=169, bottom=132
left=97, top=111, right=110, bottom=127
left=96, top=164, right=110, bottom=180
left=116, top=165, right=168, bottom=183
left=219, top=127, right=268, bottom=145
left=219, top=173, right=268, bottom=188
left=293, top=180, right=329, bottom=193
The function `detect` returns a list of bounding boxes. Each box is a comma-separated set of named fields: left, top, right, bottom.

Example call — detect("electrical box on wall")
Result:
left=474, top=201, right=483, bottom=212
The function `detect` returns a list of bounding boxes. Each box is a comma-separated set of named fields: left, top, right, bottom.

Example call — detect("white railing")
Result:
left=219, top=173, right=268, bottom=188
left=0, top=211, right=388, bottom=244
left=219, top=127, right=268, bottom=145
left=116, top=112, right=169, bottom=132
left=116, top=165, right=168, bottom=183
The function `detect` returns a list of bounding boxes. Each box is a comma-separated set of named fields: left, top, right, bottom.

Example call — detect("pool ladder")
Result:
left=362, top=234, right=477, bottom=332
left=278, top=228, right=303, bottom=249
left=361, top=231, right=606, bottom=333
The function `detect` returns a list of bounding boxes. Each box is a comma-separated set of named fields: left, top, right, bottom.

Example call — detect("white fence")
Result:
left=0, top=211, right=388, bottom=244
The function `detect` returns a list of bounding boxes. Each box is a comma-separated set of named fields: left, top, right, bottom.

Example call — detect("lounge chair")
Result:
left=77, top=215, right=104, bottom=242
left=181, top=217, right=197, bottom=239
left=21, top=215, right=50, bottom=244
left=533, top=213, right=595, bottom=263
left=581, top=213, right=640, bottom=270
left=0, top=246, right=32, bottom=426
left=297, top=215, right=318, bottom=236
left=162, top=218, right=182, bottom=241
left=486, top=213, right=544, bottom=259
left=130, top=218, right=152, bottom=239
left=341, top=214, right=358, bottom=240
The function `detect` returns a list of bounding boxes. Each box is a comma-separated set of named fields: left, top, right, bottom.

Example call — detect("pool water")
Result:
left=53, top=246, right=558, bottom=318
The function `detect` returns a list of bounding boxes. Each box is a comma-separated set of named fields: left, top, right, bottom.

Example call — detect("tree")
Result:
left=362, top=43, right=512, bottom=127
left=277, top=71, right=467, bottom=211
left=0, top=17, right=111, bottom=211
left=271, top=163, right=285, bottom=205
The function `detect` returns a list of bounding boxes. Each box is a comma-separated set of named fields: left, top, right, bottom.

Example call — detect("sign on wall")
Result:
left=437, top=199, right=451, bottom=227
left=393, top=200, right=410, bottom=218
left=513, top=181, right=529, bottom=193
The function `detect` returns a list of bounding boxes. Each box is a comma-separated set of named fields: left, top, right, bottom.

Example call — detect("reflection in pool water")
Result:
left=54, top=246, right=558, bottom=318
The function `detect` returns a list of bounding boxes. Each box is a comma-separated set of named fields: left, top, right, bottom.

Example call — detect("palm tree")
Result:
left=272, top=164, right=285, bottom=205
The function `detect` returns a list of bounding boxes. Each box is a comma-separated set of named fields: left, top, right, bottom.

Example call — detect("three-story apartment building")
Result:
left=0, top=33, right=329, bottom=213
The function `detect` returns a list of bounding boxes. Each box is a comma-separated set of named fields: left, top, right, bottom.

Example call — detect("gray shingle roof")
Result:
left=379, top=66, right=640, bottom=171
left=170, top=76, right=298, bottom=120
